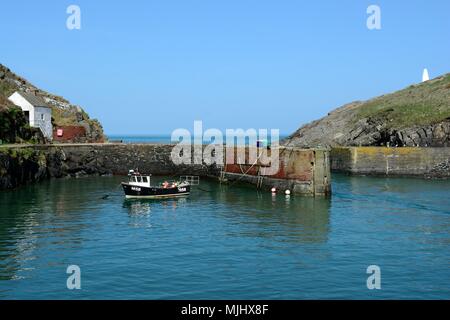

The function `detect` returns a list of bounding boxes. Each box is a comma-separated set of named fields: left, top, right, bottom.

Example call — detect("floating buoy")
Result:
left=271, top=187, right=276, bottom=193
left=285, top=189, right=291, bottom=195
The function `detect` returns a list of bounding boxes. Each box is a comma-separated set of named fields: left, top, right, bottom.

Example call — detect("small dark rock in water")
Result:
left=101, top=195, right=109, bottom=200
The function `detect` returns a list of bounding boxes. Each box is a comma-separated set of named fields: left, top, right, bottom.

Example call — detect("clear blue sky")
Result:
left=1, top=0, right=449, bottom=135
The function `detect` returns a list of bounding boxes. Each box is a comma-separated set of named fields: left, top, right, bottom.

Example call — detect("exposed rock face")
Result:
left=0, top=147, right=113, bottom=189
left=429, top=158, right=450, bottom=178
left=389, top=122, right=450, bottom=147
left=0, top=149, right=48, bottom=189
left=0, top=64, right=105, bottom=143
left=284, top=73, right=450, bottom=148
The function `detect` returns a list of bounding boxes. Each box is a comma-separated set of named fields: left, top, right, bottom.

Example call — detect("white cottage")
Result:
left=8, top=91, right=53, bottom=140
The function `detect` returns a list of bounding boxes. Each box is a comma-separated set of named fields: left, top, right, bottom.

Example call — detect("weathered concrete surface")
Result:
left=331, top=147, right=450, bottom=178
left=223, top=147, right=331, bottom=196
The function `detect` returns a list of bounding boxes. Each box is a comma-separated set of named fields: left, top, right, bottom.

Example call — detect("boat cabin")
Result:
left=128, top=170, right=151, bottom=188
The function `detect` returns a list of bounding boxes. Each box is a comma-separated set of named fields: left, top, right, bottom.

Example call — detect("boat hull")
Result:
left=121, top=183, right=190, bottom=199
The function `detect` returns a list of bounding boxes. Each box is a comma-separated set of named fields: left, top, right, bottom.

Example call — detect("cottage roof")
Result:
left=18, top=91, right=50, bottom=108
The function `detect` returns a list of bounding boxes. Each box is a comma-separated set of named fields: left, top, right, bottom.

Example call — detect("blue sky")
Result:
left=1, top=0, right=449, bottom=135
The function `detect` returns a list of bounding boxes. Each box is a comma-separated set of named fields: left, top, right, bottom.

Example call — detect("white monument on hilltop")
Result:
left=422, top=68, right=430, bottom=82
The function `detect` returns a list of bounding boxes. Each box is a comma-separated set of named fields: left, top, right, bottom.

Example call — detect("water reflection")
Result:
left=193, top=181, right=332, bottom=244
left=0, top=175, right=449, bottom=299
left=122, top=196, right=189, bottom=215
left=122, top=200, right=152, bottom=216
left=0, top=176, right=120, bottom=281
left=118, top=180, right=332, bottom=244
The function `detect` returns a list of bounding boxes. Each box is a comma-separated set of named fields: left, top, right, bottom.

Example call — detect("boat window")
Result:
left=131, top=176, right=137, bottom=182
left=137, top=176, right=142, bottom=183
left=142, top=177, right=148, bottom=183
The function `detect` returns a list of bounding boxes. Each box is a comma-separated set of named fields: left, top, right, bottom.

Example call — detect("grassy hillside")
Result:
left=0, top=95, right=11, bottom=111
left=285, top=73, right=450, bottom=148
left=0, top=63, right=105, bottom=143
left=0, top=74, right=16, bottom=110
left=357, top=74, right=450, bottom=129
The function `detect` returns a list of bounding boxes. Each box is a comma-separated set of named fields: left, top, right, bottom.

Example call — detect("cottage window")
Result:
left=40, top=114, right=44, bottom=120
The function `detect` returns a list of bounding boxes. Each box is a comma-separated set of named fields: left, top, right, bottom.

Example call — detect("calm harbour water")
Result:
left=0, top=174, right=449, bottom=299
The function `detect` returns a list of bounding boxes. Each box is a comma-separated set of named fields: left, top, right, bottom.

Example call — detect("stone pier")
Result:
left=222, top=147, right=331, bottom=196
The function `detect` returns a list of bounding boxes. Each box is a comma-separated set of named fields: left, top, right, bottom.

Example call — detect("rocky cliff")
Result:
left=284, top=73, right=450, bottom=148
left=0, top=64, right=105, bottom=143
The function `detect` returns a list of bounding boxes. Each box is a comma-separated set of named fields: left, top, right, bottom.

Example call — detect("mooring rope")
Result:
left=100, top=182, right=123, bottom=199
left=226, top=148, right=266, bottom=187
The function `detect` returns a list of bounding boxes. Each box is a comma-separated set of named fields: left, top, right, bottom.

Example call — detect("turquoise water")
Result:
left=0, top=174, right=449, bottom=299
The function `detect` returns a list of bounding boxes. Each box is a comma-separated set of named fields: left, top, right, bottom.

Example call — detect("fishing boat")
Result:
left=121, top=170, right=190, bottom=199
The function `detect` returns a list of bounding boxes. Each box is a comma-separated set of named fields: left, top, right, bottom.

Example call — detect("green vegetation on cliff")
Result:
left=285, top=73, right=450, bottom=148
left=0, top=106, right=44, bottom=144
left=0, top=63, right=105, bottom=143
left=0, top=146, right=48, bottom=189
left=357, top=74, right=450, bottom=129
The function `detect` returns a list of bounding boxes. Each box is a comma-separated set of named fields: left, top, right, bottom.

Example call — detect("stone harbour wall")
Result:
left=331, top=147, right=450, bottom=178
left=0, top=143, right=221, bottom=190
